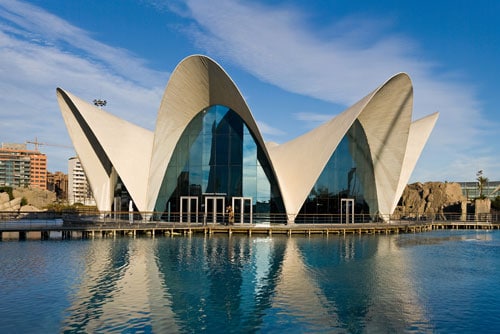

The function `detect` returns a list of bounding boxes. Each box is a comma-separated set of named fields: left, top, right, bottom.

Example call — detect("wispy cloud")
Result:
left=161, top=0, right=494, bottom=181
left=0, top=0, right=167, bottom=171
left=294, top=112, right=335, bottom=127
left=0, top=0, right=164, bottom=86
left=256, top=121, right=286, bottom=137
left=0, top=0, right=496, bottom=182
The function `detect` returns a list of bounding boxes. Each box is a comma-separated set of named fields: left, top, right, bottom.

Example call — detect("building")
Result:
left=47, top=171, right=68, bottom=200
left=57, top=55, right=438, bottom=223
left=67, top=157, right=95, bottom=206
left=29, top=151, right=48, bottom=189
left=458, top=181, right=500, bottom=201
left=0, top=143, right=47, bottom=190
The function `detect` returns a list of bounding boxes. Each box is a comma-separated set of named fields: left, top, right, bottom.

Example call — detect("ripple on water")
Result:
left=1, top=232, right=500, bottom=333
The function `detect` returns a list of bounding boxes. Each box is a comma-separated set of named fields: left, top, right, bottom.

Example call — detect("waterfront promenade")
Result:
left=1, top=214, right=499, bottom=241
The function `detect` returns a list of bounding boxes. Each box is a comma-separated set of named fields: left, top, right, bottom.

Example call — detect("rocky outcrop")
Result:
left=0, top=192, right=22, bottom=211
left=19, top=205, right=42, bottom=212
left=394, top=182, right=467, bottom=219
left=13, top=188, right=56, bottom=209
left=0, top=188, right=56, bottom=212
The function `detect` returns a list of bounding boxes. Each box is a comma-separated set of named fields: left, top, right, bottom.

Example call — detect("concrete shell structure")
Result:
left=57, top=55, right=438, bottom=223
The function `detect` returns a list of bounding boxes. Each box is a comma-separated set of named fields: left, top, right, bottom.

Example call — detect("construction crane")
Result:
left=26, top=138, right=73, bottom=151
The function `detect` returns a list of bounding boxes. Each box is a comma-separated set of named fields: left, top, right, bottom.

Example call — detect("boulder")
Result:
left=0, top=197, right=21, bottom=211
left=19, top=205, right=42, bottom=212
left=395, top=182, right=466, bottom=218
left=0, top=192, right=10, bottom=204
left=13, top=188, right=55, bottom=209
left=0, top=188, right=56, bottom=212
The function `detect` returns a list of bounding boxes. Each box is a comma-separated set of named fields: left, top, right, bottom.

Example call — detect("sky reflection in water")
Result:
left=0, top=230, right=499, bottom=333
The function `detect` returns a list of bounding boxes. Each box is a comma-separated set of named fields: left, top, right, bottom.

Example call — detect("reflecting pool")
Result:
left=1, top=230, right=500, bottom=333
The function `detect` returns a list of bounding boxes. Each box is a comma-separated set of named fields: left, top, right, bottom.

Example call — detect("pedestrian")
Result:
left=228, top=205, right=234, bottom=225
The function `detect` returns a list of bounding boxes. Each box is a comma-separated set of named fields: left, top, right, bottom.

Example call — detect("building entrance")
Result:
left=232, top=197, right=253, bottom=224
left=341, top=198, right=355, bottom=224
left=204, top=195, right=226, bottom=225
left=180, top=196, right=199, bottom=223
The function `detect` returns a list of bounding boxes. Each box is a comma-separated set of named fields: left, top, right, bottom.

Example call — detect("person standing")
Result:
left=227, top=205, right=234, bottom=225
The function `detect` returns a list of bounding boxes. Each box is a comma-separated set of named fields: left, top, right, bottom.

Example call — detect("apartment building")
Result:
left=68, top=157, right=95, bottom=206
left=0, top=143, right=47, bottom=190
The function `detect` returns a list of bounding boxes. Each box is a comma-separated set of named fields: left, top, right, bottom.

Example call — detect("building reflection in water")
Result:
left=62, top=239, right=179, bottom=332
left=62, top=234, right=433, bottom=332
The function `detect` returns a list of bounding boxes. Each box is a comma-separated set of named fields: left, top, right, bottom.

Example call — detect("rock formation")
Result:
left=13, top=188, right=56, bottom=209
left=0, top=192, right=22, bottom=211
left=394, top=182, right=467, bottom=219
left=0, top=187, right=56, bottom=212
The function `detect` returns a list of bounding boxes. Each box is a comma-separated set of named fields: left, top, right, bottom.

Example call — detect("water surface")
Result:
left=0, top=230, right=499, bottom=333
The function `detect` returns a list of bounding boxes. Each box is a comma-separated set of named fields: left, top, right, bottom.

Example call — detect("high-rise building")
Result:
left=47, top=171, right=68, bottom=200
left=0, top=143, right=47, bottom=190
left=68, top=157, right=95, bottom=206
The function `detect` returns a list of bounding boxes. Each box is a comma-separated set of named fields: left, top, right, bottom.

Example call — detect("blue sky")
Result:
left=0, top=0, right=498, bottom=182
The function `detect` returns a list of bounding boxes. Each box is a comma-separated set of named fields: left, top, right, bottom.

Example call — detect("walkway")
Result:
left=1, top=219, right=498, bottom=241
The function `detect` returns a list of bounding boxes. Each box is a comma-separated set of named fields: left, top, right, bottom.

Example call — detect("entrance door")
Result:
left=180, top=196, right=199, bottom=223
left=232, top=197, right=253, bottom=224
left=204, top=196, right=226, bottom=225
left=341, top=198, right=355, bottom=224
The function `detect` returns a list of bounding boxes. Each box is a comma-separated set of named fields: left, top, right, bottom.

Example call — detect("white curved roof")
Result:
left=57, top=89, right=153, bottom=212
left=147, top=55, right=276, bottom=211
left=57, top=55, right=438, bottom=222
left=392, top=112, right=439, bottom=213
left=267, top=73, right=420, bottom=219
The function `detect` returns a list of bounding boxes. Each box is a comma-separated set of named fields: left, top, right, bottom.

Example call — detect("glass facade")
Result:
left=297, top=120, right=378, bottom=222
left=154, top=105, right=285, bottom=221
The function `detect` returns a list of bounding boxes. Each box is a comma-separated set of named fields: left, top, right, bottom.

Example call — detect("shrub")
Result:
left=491, top=196, right=500, bottom=211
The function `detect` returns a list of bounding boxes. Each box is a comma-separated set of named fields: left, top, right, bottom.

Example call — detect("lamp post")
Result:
left=93, top=99, right=107, bottom=108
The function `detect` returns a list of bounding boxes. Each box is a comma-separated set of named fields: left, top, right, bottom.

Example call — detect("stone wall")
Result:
left=474, top=198, right=491, bottom=221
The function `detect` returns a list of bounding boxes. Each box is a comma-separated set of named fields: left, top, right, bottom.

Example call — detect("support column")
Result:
left=461, top=201, right=467, bottom=221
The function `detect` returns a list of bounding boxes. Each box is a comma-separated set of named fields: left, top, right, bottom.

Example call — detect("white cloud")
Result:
left=0, top=0, right=496, bottom=183
left=294, top=112, right=334, bottom=123
left=0, top=0, right=164, bottom=86
left=164, top=0, right=494, bottom=181
left=256, top=121, right=286, bottom=137
left=0, top=0, right=168, bottom=172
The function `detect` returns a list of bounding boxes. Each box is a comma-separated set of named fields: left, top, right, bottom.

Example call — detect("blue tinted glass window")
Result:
left=154, top=105, right=285, bottom=219
left=297, top=120, right=377, bottom=221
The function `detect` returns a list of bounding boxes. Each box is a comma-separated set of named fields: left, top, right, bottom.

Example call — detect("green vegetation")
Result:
left=476, top=170, right=489, bottom=199
left=491, top=196, right=500, bottom=211
left=44, top=203, right=78, bottom=213
left=20, top=197, right=28, bottom=206
left=44, top=202, right=97, bottom=214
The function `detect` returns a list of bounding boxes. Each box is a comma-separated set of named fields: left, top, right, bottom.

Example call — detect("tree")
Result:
left=491, top=196, right=500, bottom=211
left=476, top=170, right=489, bottom=199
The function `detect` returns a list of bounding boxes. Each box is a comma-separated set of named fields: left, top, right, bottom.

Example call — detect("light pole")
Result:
left=93, top=99, right=107, bottom=108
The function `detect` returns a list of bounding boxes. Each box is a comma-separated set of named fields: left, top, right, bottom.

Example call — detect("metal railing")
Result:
left=1, top=210, right=499, bottom=226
